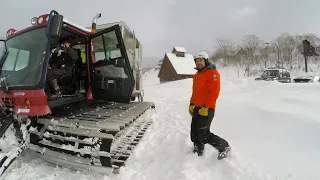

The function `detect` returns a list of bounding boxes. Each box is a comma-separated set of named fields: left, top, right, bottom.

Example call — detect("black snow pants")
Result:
left=191, top=107, right=229, bottom=152
left=46, top=68, right=72, bottom=85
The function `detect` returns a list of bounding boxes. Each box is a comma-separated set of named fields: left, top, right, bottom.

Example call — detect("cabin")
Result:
left=158, top=46, right=196, bottom=82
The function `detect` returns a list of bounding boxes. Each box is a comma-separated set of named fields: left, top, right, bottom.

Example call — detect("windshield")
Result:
left=0, top=27, right=47, bottom=88
left=262, top=70, right=279, bottom=77
left=0, top=41, right=5, bottom=58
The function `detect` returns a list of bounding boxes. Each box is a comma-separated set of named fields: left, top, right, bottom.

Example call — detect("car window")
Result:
left=283, top=72, right=290, bottom=77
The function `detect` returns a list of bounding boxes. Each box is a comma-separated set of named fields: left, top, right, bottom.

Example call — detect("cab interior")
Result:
left=45, top=27, right=88, bottom=103
left=45, top=24, right=135, bottom=106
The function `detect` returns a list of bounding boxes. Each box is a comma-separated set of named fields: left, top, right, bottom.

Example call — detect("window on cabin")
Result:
left=175, top=51, right=185, bottom=57
left=91, top=30, right=128, bottom=78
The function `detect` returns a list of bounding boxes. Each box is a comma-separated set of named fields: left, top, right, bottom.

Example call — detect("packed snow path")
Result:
left=2, top=69, right=320, bottom=180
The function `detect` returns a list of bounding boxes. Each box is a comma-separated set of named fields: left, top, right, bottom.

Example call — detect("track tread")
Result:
left=28, top=101, right=155, bottom=174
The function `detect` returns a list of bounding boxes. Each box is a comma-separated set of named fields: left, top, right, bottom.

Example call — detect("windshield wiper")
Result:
left=0, top=51, right=10, bottom=94
left=0, top=51, right=9, bottom=66
left=0, top=73, right=10, bottom=94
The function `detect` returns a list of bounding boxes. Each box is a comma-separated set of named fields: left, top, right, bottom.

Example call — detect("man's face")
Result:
left=195, top=58, right=205, bottom=69
left=60, top=42, right=70, bottom=51
left=64, top=42, right=71, bottom=48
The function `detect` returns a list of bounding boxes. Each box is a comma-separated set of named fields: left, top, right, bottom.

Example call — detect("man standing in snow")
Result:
left=189, top=51, right=231, bottom=159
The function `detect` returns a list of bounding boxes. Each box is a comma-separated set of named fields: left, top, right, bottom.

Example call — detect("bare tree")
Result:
left=233, top=46, right=247, bottom=77
left=260, top=46, right=271, bottom=68
left=291, top=34, right=320, bottom=69
left=155, top=58, right=164, bottom=70
left=241, top=34, right=262, bottom=76
left=302, top=33, right=320, bottom=44
left=276, top=33, right=296, bottom=68
left=209, top=50, right=221, bottom=63
left=214, top=39, right=237, bottom=78
left=215, top=38, right=236, bottom=66
left=209, top=32, right=320, bottom=75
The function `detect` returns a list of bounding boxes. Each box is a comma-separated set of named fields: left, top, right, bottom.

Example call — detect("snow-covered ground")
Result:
left=2, top=68, right=320, bottom=180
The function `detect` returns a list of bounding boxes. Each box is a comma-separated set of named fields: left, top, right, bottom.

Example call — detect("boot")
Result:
left=197, top=144, right=204, bottom=156
left=193, top=143, right=199, bottom=153
left=47, top=79, right=61, bottom=99
left=193, top=143, right=204, bottom=156
left=217, top=146, right=231, bottom=160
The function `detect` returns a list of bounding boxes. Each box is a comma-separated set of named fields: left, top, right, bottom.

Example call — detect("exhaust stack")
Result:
left=91, top=13, right=102, bottom=34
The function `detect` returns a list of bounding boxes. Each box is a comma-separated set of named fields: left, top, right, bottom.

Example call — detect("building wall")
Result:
left=158, top=56, right=176, bottom=81
left=158, top=55, right=194, bottom=82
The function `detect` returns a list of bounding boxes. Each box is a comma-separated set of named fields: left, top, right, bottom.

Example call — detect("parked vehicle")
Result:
left=255, top=68, right=291, bottom=83
left=293, top=72, right=320, bottom=83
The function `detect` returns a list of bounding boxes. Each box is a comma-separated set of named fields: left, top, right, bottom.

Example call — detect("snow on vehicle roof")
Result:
left=173, top=46, right=186, bottom=53
left=264, top=68, right=289, bottom=72
left=63, top=19, right=91, bottom=32
left=166, top=52, right=197, bottom=75
left=91, top=21, right=133, bottom=34
left=294, top=71, right=319, bottom=78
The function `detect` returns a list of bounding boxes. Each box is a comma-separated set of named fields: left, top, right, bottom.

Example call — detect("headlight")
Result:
left=31, top=17, right=37, bottom=25
left=37, top=16, right=43, bottom=24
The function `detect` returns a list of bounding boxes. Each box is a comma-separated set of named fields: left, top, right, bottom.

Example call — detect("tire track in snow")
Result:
left=179, top=146, right=274, bottom=180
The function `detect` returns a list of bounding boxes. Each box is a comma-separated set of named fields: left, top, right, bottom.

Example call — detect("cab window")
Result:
left=2, top=48, right=30, bottom=71
left=91, top=30, right=128, bottom=79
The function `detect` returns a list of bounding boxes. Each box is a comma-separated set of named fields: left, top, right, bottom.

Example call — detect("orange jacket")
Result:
left=190, top=64, right=220, bottom=109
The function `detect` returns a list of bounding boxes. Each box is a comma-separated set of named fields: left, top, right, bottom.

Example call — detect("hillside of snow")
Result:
left=2, top=68, right=320, bottom=180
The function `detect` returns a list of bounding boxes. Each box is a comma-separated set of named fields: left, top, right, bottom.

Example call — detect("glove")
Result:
left=188, top=104, right=194, bottom=116
left=198, top=107, right=209, bottom=116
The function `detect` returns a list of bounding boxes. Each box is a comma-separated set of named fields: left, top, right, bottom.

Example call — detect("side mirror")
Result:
left=113, top=58, right=126, bottom=67
left=48, top=15, right=63, bottom=45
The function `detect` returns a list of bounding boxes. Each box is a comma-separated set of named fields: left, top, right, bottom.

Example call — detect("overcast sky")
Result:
left=1, top=0, right=320, bottom=59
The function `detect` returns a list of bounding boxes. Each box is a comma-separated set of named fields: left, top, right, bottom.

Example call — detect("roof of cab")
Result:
left=88, top=21, right=133, bottom=34
left=64, top=19, right=91, bottom=32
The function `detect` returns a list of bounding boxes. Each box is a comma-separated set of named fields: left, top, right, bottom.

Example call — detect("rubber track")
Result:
left=28, top=101, right=155, bottom=174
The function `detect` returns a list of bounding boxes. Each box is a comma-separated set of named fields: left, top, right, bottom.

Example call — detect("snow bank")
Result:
left=142, top=68, right=160, bottom=86
left=0, top=126, right=20, bottom=153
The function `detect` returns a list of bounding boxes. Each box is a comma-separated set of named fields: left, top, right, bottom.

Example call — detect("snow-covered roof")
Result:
left=64, top=19, right=91, bottom=32
left=166, top=52, right=197, bottom=75
left=89, top=21, right=133, bottom=34
left=173, top=46, right=186, bottom=53
left=88, top=21, right=141, bottom=47
left=264, top=68, right=289, bottom=72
